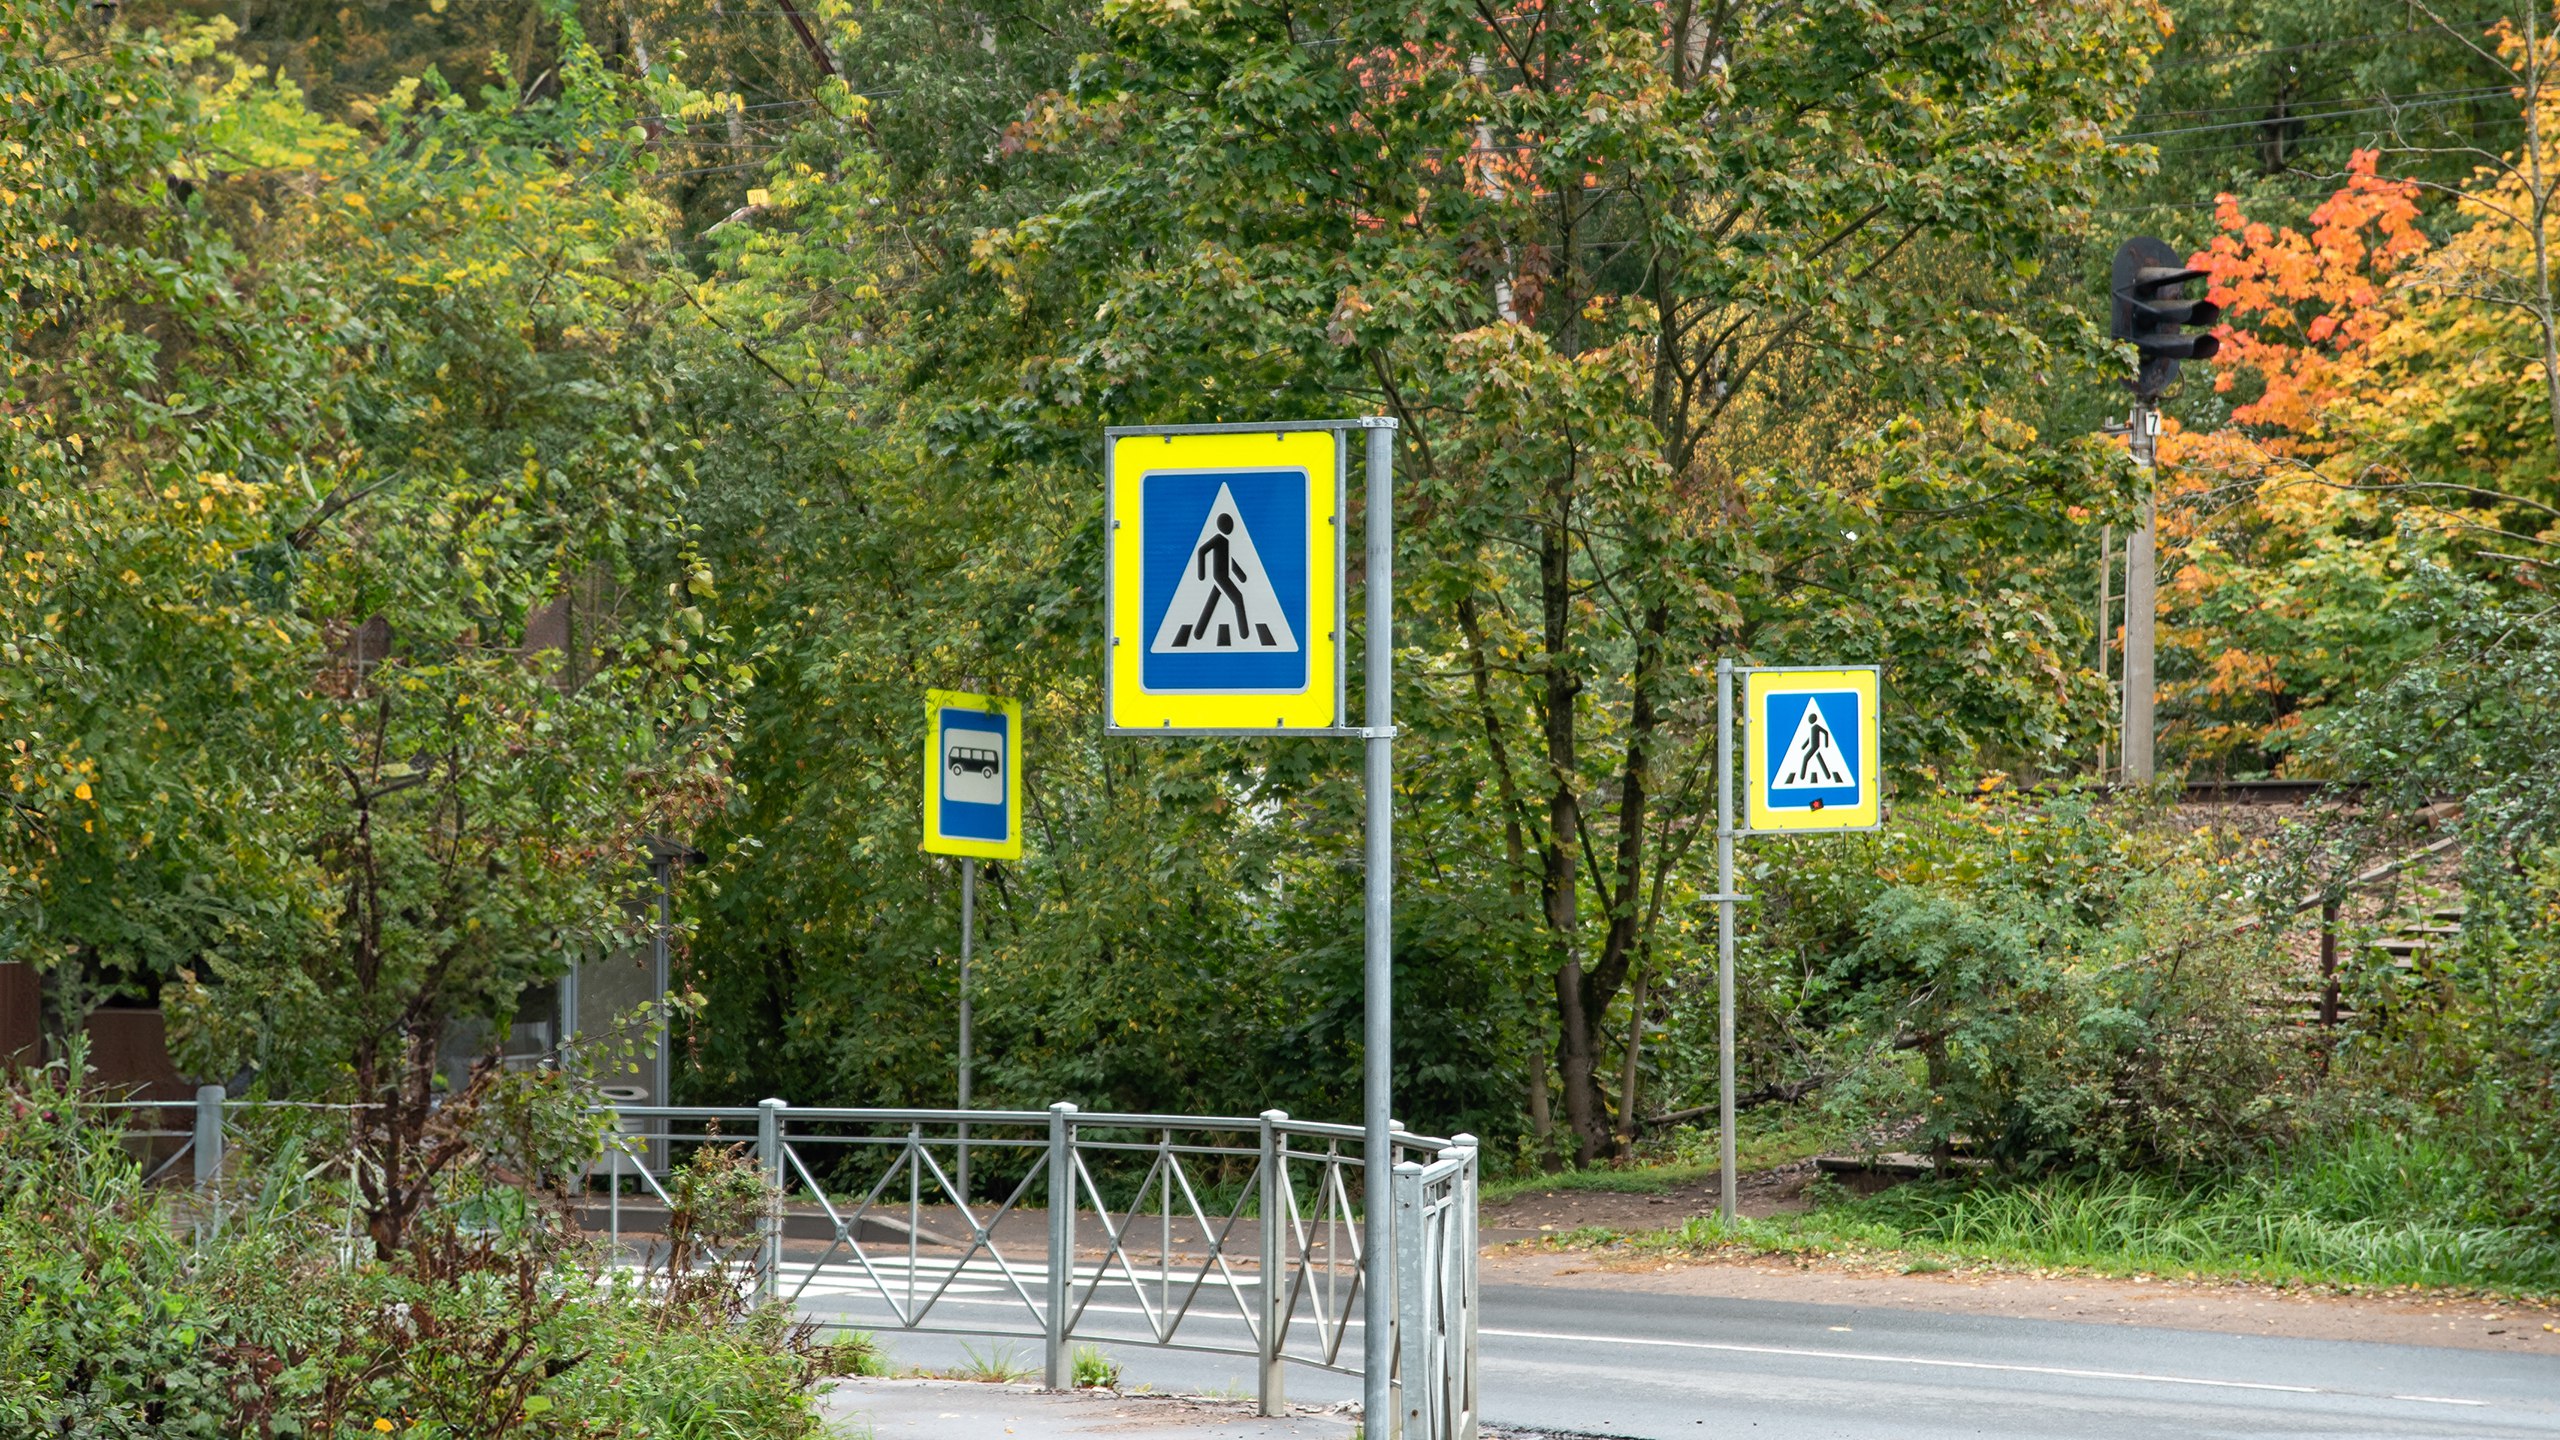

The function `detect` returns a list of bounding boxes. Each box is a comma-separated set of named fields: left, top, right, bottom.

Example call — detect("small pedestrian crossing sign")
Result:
left=1744, top=666, right=1881, bottom=832
left=922, top=689, right=1022, bottom=859
left=1107, top=428, right=1341, bottom=733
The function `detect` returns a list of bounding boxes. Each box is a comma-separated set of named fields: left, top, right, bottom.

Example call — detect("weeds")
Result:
left=1544, top=1127, right=2560, bottom=1296
left=1071, top=1344, right=1122, bottom=1389
left=952, top=1341, right=1035, bottom=1384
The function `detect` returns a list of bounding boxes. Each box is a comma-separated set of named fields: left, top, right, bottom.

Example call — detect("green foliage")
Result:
left=951, top=1342, right=1036, bottom=1385
left=4, top=0, right=2545, bottom=1248
left=0, top=1055, right=826, bottom=1437
left=1714, top=791, right=2303, bottom=1173
left=1070, top=1344, right=1122, bottom=1390
left=1609, top=1125, right=2560, bottom=1294
left=1, top=0, right=742, bottom=1256
left=2275, top=574, right=2560, bottom=1230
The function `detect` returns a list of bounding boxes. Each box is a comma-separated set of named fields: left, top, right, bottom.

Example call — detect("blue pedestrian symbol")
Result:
left=1140, top=470, right=1310, bottom=694
left=1762, top=690, right=1861, bottom=812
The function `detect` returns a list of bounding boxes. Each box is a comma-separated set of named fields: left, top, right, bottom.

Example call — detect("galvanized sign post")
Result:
left=1714, top=663, right=1882, bottom=1219
left=1104, top=418, right=1394, bottom=1426
left=923, top=688, right=1024, bottom=1201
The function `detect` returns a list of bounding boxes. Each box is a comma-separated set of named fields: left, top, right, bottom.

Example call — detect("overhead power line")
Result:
left=2113, top=86, right=2515, bottom=142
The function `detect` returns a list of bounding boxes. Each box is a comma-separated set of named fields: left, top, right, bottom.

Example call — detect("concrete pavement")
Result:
left=821, top=1380, right=1357, bottom=1439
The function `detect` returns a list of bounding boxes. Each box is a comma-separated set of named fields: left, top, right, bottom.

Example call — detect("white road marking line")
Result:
left=2395, top=1396, right=2492, bottom=1406
left=1479, top=1326, right=2330, bottom=1396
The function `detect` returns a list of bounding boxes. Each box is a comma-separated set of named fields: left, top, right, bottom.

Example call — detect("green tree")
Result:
left=922, top=0, right=2156, bottom=1162
left=3, top=0, right=738, bottom=1252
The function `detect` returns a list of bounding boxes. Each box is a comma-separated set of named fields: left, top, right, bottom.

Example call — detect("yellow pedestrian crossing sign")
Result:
left=1106, top=427, right=1343, bottom=733
left=1744, top=666, right=1881, bottom=833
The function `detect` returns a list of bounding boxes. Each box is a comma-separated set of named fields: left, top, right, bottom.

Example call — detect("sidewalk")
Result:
left=821, top=1379, right=1359, bottom=1439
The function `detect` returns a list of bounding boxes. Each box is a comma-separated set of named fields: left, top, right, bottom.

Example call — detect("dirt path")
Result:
left=1487, top=1246, right=2560, bottom=1357
left=1478, top=1160, right=1818, bottom=1243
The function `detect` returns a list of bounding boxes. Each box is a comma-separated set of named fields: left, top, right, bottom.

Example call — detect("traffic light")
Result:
left=2110, top=236, right=2220, bottom=401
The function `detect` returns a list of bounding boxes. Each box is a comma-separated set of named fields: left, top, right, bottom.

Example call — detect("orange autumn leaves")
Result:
left=2190, top=149, right=2427, bottom=455
left=2138, top=151, right=2438, bottom=771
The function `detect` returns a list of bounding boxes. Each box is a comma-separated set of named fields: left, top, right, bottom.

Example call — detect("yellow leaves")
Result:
left=73, top=783, right=90, bottom=801
left=342, top=192, right=370, bottom=215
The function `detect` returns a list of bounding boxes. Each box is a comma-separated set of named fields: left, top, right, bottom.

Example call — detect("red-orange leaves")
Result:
left=2193, top=150, right=2426, bottom=453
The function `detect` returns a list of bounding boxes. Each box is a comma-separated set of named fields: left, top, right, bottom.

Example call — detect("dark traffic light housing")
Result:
left=2111, top=236, right=2221, bottom=401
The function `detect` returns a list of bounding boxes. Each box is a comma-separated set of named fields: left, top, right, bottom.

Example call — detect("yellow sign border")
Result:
left=922, top=688, right=1023, bottom=859
left=1743, top=667, right=1882, bottom=833
left=1107, top=429, right=1342, bottom=733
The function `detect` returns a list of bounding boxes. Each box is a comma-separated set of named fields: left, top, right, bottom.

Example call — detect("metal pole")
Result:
left=958, top=857, right=974, bottom=1203
left=193, top=1083, right=224, bottom=1192
left=1445, top=1135, right=1481, bottom=1440
left=1044, top=1101, right=1078, bottom=1390
left=1258, top=1109, right=1289, bottom=1417
left=1361, top=417, right=1398, bottom=1436
left=1394, top=1160, right=1428, bottom=1440
left=651, top=856, right=673, bottom=1175
left=755, top=1097, right=786, bottom=1305
left=2123, top=404, right=2158, bottom=784
left=1715, top=658, right=1737, bottom=1224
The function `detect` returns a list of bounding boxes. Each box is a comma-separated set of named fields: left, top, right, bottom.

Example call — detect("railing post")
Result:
left=1044, top=1101, right=1078, bottom=1390
left=192, top=1084, right=225, bottom=1192
left=1394, top=1159, right=1426, bottom=1440
left=1445, top=1137, right=1480, bottom=1440
left=756, top=1098, right=787, bottom=1305
left=1258, top=1109, right=1289, bottom=1416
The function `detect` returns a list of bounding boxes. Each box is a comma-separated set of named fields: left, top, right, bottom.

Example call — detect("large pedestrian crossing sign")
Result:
left=923, top=689, right=1023, bottom=859
left=1744, top=666, right=1882, bottom=833
left=1106, top=427, right=1343, bottom=733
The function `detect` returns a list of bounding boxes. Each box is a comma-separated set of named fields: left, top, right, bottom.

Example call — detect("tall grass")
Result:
left=1631, top=1129, right=2560, bottom=1294
left=1831, top=1129, right=2560, bottom=1291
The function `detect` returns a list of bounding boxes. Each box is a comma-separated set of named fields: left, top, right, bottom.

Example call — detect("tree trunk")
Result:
left=1527, top=1041, right=1557, bottom=1170
left=1615, top=965, right=1648, bottom=1158
left=1542, top=474, right=1607, bottom=1162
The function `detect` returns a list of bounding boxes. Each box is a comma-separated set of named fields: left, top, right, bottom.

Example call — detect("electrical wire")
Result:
left=2112, top=86, right=2516, bottom=142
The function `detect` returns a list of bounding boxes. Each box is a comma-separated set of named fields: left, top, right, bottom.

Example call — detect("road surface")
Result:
left=794, top=1260, right=2560, bottom=1438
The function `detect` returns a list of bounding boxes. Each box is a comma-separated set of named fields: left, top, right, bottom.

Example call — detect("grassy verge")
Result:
left=1527, top=1129, right=2560, bottom=1298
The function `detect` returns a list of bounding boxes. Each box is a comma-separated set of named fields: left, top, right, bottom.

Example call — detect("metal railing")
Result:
left=591, top=1101, right=1479, bottom=1440
left=128, top=1091, right=1479, bottom=1440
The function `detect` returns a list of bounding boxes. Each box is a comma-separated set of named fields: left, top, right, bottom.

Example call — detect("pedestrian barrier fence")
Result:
left=140, top=1093, right=1479, bottom=1440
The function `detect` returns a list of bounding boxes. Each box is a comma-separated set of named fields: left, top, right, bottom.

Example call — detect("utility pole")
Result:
left=2122, top=409, right=2158, bottom=783
left=2108, top=236, right=2219, bottom=785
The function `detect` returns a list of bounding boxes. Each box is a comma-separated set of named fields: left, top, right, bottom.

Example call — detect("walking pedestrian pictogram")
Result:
left=1151, top=484, right=1298, bottom=655
left=1106, top=428, right=1341, bottom=733
left=1743, top=666, right=1881, bottom=832
left=1774, top=695, right=1853, bottom=791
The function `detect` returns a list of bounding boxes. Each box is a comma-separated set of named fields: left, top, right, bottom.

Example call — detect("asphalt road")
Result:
left=791, top=1259, right=2560, bottom=1438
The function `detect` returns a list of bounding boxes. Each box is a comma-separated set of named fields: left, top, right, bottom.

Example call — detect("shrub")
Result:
left=1790, top=791, right=2301, bottom=1172
left=0, top=1055, right=828, bottom=1438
